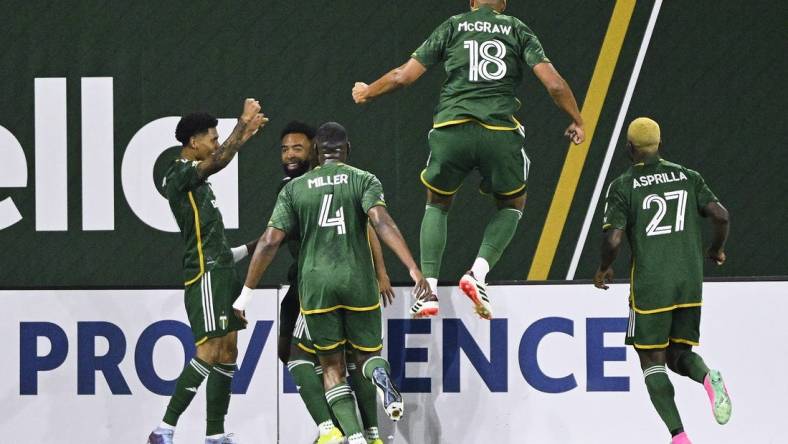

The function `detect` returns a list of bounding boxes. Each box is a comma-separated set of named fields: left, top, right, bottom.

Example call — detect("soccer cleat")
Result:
left=205, top=433, right=238, bottom=444
left=410, top=292, right=439, bottom=318
left=670, top=432, right=692, bottom=444
left=147, top=428, right=174, bottom=444
left=459, top=271, right=492, bottom=320
left=316, top=427, right=344, bottom=444
left=704, top=369, right=732, bottom=425
left=371, top=367, right=404, bottom=421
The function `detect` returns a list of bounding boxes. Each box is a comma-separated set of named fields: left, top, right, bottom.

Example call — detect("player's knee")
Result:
left=496, top=193, right=526, bottom=211
left=426, top=190, right=453, bottom=209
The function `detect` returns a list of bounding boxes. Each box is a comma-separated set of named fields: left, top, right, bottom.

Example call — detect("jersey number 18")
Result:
left=464, top=40, right=507, bottom=81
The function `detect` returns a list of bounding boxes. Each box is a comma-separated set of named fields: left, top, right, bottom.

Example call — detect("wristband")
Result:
left=233, top=286, right=254, bottom=311
left=231, top=245, right=249, bottom=263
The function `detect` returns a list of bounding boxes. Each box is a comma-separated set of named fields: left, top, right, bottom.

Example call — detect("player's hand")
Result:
left=234, top=308, right=248, bottom=327
left=242, top=112, right=269, bottom=141
left=352, top=82, right=370, bottom=104
left=378, top=273, right=396, bottom=307
left=240, top=98, right=262, bottom=123
left=565, top=122, right=585, bottom=145
left=593, top=266, right=614, bottom=290
left=707, top=248, right=726, bottom=266
left=409, top=268, right=431, bottom=300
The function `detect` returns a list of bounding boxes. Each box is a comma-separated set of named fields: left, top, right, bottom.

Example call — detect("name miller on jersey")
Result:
left=308, top=174, right=349, bottom=189
left=632, top=171, right=688, bottom=189
left=458, top=21, right=512, bottom=35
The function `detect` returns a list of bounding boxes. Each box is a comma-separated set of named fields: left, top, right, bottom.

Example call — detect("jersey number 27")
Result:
left=464, top=40, right=507, bottom=81
left=643, top=190, right=687, bottom=236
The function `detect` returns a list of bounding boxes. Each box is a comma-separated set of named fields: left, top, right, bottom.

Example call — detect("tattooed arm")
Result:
left=197, top=98, right=269, bottom=179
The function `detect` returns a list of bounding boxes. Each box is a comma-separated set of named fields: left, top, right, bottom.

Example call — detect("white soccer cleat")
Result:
left=410, top=293, right=439, bottom=318
left=459, top=271, right=492, bottom=320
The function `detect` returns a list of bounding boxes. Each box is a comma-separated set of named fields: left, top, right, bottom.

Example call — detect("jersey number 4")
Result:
left=643, top=190, right=687, bottom=236
left=464, top=40, right=507, bottom=81
left=319, top=194, right=346, bottom=235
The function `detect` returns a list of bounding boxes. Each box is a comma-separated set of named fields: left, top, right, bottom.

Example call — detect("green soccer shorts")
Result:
left=625, top=306, right=701, bottom=349
left=420, top=122, right=530, bottom=198
left=184, top=267, right=246, bottom=345
left=303, top=307, right=383, bottom=355
left=291, top=312, right=318, bottom=355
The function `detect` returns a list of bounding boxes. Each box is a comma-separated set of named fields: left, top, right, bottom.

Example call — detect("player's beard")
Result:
left=282, top=159, right=310, bottom=178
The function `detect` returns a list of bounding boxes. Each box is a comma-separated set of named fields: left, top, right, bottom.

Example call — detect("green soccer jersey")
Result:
left=267, top=162, right=386, bottom=314
left=163, top=158, right=234, bottom=285
left=411, top=5, right=550, bottom=130
left=603, top=157, right=719, bottom=313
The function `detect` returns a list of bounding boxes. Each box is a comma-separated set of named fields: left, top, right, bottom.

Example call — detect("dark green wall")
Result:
left=0, top=1, right=785, bottom=287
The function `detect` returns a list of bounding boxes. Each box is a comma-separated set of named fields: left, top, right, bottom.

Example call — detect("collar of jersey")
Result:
left=471, top=5, right=501, bottom=14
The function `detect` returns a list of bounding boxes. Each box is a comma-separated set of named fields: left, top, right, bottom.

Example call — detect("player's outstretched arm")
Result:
left=232, top=227, right=286, bottom=324
left=230, top=238, right=260, bottom=263
left=594, top=228, right=624, bottom=290
left=532, top=63, right=585, bottom=145
left=703, top=201, right=730, bottom=266
left=367, top=206, right=431, bottom=299
left=197, top=98, right=269, bottom=179
left=367, top=223, right=395, bottom=306
left=353, top=58, right=427, bottom=104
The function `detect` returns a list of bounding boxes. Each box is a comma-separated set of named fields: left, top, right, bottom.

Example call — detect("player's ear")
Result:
left=346, top=141, right=352, bottom=157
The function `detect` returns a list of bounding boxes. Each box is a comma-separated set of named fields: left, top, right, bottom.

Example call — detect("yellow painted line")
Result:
left=528, top=0, right=636, bottom=280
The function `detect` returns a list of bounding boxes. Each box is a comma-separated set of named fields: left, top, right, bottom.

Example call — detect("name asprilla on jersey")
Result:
left=632, top=171, right=688, bottom=189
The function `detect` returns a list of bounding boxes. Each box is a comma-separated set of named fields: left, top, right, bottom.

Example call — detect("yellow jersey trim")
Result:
left=349, top=340, right=384, bottom=353
left=630, top=259, right=703, bottom=314
left=301, top=302, right=381, bottom=315
left=314, top=340, right=347, bottom=351
left=670, top=337, right=700, bottom=346
left=634, top=341, right=670, bottom=350
left=297, top=343, right=317, bottom=355
left=602, top=223, right=612, bottom=230
left=498, top=183, right=526, bottom=196
left=184, top=192, right=205, bottom=286
left=195, top=336, right=208, bottom=346
left=433, top=116, right=522, bottom=131
left=420, top=169, right=461, bottom=196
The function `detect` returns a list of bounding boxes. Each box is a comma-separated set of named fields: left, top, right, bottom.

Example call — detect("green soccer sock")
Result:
left=675, top=350, right=710, bottom=384
left=348, top=362, right=378, bottom=431
left=162, top=357, right=211, bottom=427
left=287, top=359, right=333, bottom=426
left=206, top=362, right=236, bottom=436
left=477, top=207, right=522, bottom=271
left=643, top=365, right=684, bottom=435
left=361, top=355, right=391, bottom=381
left=420, top=204, right=449, bottom=279
left=325, top=382, right=362, bottom=437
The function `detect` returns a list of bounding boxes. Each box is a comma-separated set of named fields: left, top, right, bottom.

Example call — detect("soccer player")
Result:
left=234, top=122, right=431, bottom=444
left=277, top=121, right=393, bottom=444
left=593, top=118, right=732, bottom=444
left=352, top=0, right=585, bottom=320
left=147, top=99, right=268, bottom=444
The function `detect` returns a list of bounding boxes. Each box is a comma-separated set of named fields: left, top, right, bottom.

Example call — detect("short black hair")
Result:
left=280, top=120, right=316, bottom=141
left=175, top=112, right=218, bottom=145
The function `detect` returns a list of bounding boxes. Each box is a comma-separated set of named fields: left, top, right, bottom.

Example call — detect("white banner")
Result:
left=3, top=282, right=786, bottom=443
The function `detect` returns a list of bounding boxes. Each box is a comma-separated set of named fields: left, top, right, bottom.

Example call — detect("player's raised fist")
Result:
left=707, top=248, right=726, bottom=266
left=243, top=112, right=269, bottom=141
left=352, top=82, right=370, bottom=104
left=241, top=98, right=262, bottom=123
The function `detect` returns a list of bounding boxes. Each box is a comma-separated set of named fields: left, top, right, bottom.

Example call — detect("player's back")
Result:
left=280, top=162, right=384, bottom=312
left=412, top=6, right=549, bottom=129
left=605, top=158, right=718, bottom=312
